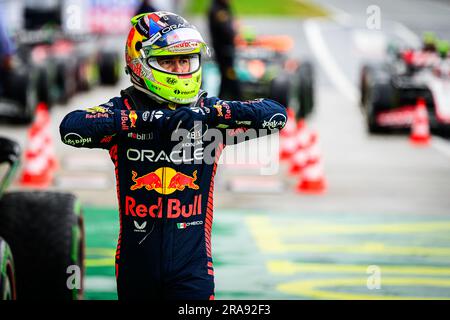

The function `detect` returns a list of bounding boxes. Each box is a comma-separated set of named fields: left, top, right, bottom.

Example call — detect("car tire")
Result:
left=36, top=64, right=56, bottom=108
left=269, top=75, right=290, bottom=109
left=4, top=66, right=39, bottom=124
left=360, top=64, right=394, bottom=134
left=0, top=237, right=16, bottom=300
left=55, top=59, right=77, bottom=105
left=75, top=56, right=93, bottom=92
left=99, top=51, right=121, bottom=85
left=297, top=61, right=314, bottom=119
left=0, top=192, right=85, bottom=300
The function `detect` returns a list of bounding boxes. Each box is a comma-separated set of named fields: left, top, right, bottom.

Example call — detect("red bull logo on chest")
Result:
left=125, top=194, right=202, bottom=219
left=130, top=168, right=199, bottom=195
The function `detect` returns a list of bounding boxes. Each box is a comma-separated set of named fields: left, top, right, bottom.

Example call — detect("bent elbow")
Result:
left=59, top=113, right=79, bottom=146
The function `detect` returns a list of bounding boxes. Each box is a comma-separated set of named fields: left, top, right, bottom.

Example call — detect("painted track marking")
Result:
left=303, top=19, right=358, bottom=103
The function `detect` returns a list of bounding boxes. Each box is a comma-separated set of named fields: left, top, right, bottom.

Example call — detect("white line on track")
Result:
left=303, top=19, right=359, bottom=104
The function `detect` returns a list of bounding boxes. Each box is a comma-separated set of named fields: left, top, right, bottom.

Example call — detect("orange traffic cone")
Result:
left=296, top=131, right=326, bottom=194
left=280, top=119, right=309, bottom=161
left=281, top=108, right=297, bottom=138
left=41, top=122, right=59, bottom=171
left=20, top=103, right=56, bottom=188
left=288, top=122, right=313, bottom=175
left=289, top=146, right=309, bottom=175
left=409, top=97, right=431, bottom=146
left=279, top=109, right=298, bottom=160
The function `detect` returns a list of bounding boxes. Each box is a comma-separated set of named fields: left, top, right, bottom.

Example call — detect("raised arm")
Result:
left=201, top=97, right=288, bottom=145
left=59, top=98, right=167, bottom=149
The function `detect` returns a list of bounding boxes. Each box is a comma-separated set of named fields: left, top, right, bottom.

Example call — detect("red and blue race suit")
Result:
left=59, top=86, right=287, bottom=300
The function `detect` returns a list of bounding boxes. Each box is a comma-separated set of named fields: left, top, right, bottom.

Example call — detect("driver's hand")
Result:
left=164, top=105, right=214, bottom=135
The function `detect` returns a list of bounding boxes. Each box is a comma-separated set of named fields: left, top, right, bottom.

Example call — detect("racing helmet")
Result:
left=422, top=31, right=437, bottom=51
left=437, top=40, right=449, bottom=59
left=125, top=12, right=210, bottom=104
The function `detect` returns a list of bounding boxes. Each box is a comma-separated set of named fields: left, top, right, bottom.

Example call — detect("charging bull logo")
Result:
left=131, top=171, right=162, bottom=191
left=129, top=111, right=138, bottom=128
left=168, top=170, right=199, bottom=191
left=130, top=168, right=199, bottom=194
left=85, top=106, right=113, bottom=114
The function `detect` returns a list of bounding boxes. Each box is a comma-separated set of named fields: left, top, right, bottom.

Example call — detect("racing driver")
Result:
left=60, top=12, right=287, bottom=300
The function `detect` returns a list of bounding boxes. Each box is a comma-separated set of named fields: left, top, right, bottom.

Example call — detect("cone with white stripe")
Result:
left=280, top=108, right=297, bottom=138
left=409, top=97, right=431, bottom=146
left=20, top=103, right=56, bottom=187
left=288, top=122, right=313, bottom=175
left=279, top=108, right=298, bottom=160
left=296, top=131, right=326, bottom=194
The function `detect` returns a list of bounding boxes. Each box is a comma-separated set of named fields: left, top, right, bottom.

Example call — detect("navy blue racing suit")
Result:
left=60, top=86, right=287, bottom=300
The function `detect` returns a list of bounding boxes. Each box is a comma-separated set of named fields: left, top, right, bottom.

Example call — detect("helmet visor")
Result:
left=142, top=27, right=210, bottom=56
left=147, top=54, right=200, bottom=75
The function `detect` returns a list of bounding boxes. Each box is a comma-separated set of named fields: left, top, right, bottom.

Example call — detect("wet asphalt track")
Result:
left=1, top=0, right=450, bottom=299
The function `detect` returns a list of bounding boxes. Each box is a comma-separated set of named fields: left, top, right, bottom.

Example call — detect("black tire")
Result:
left=99, top=51, right=121, bottom=85
left=360, top=64, right=395, bottom=134
left=0, top=237, right=16, bottom=300
left=55, top=59, right=77, bottom=105
left=269, top=75, right=290, bottom=109
left=75, top=56, right=93, bottom=92
left=3, top=66, right=39, bottom=124
left=297, top=61, right=314, bottom=119
left=36, top=64, right=56, bottom=108
left=0, top=192, right=85, bottom=300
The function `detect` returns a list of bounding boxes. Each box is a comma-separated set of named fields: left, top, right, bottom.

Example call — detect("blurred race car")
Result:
left=360, top=38, right=450, bottom=135
left=203, top=34, right=315, bottom=120
left=0, top=1, right=122, bottom=124
left=23, top=32, right=122, bottom=100
left=1, top=31, right=120, bottom=124
left=20, top=0, right=122, bottom=104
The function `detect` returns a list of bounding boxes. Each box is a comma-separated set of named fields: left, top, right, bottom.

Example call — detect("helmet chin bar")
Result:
left=131, top=80, right=200, bottom=106
left=132, top=83, right=167, bottom=104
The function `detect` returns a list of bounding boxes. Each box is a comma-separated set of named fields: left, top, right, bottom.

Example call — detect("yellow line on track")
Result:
left=277, top=277, right=450, bottom=300
left=85, top=258, right=115, bottom=267
left=267, top=260, right=450, bottom=276
left=246, top=216, right=450, bottom=256
left=86, top=248, right=116, bottom=256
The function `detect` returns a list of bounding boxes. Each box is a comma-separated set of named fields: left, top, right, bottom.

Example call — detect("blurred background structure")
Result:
left=0, top=0, right=450, bottom=300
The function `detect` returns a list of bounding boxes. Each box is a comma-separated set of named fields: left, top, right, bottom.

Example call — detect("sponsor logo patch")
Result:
left=213, top=104, right=223, bottom=117
left=177, top=221, right=203, bottom=229
left=134, top=221, right=147, bottom=233
left=130, top=168, right=199, bottom=195
left=85, top=106, right=114, bottom=114
left=127, top=148, right=204, bottom=164
left=127, top=132, right=154, bottom=141
left=262, top=113, right=287, bottom=129
left=125, top=194, right=202, bottom=219
left=100, top=135, right=114, bottom=144
left=121, top=110, right=130, bottom=131
left=129, top=111, right=138, bottom=128
left=142, top=111, right=151, bottom=121
left=64, top=133, right=92, bottom=146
